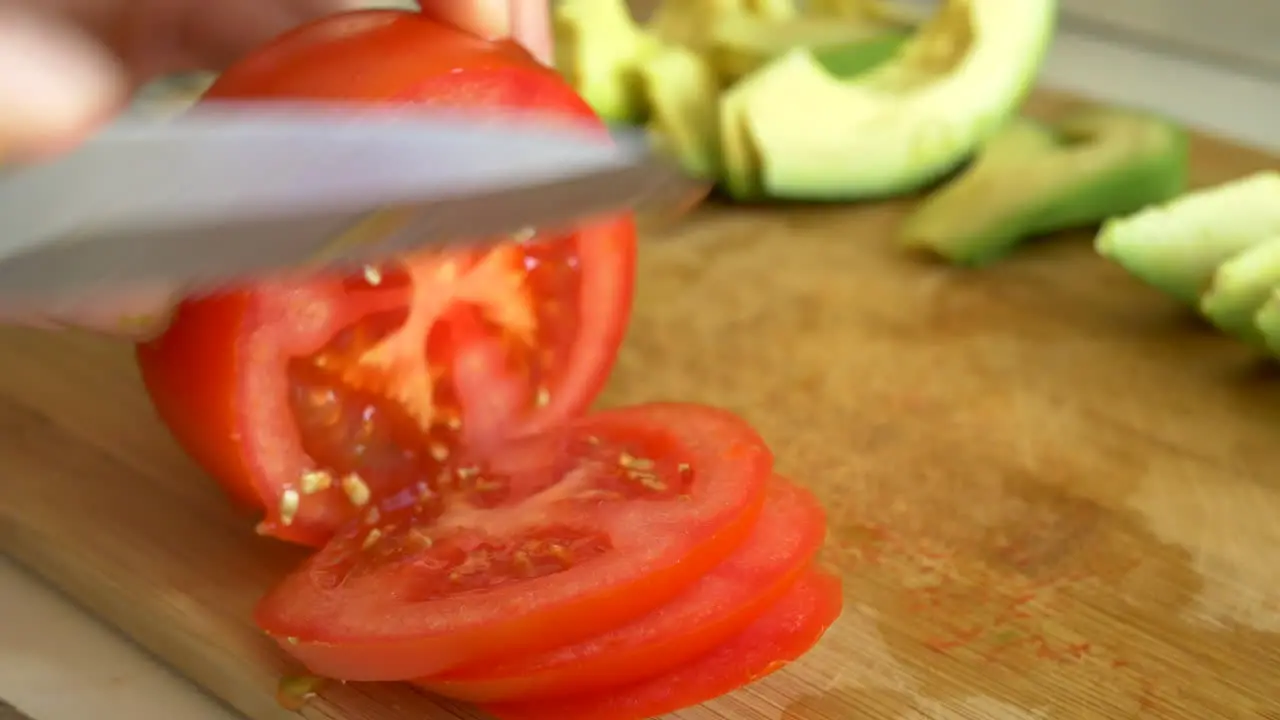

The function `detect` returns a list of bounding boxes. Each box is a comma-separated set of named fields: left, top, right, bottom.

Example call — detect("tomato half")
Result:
left=254, top=403, right=773, bottom=681
left=481, top=569, right=844, bottom=720
left=418, top=474, right=826, bottom=703
left=135, top=10, right=637, bottom=546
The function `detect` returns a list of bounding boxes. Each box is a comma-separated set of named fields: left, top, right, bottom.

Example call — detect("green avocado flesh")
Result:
left=1201, top=236, right=1280, bottom=344
left=719, top=0, right=1058, bottom=201
left=638, top=44, right=723, bottom=180
left=553, top=0, right=656, bottom=123
left=900, top=106, right=1189, bottom=266
left=1252, top=290, right=1280, bottom=356
left=1095, top=171, right=1280, bottom=307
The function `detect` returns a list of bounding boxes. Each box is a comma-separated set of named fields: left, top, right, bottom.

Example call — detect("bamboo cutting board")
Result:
left=4, top=92, right=1280, bottom=720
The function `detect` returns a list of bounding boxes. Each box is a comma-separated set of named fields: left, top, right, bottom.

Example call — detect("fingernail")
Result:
left=508, top=0, right=554, bottom=65
left=417, top=0, right=513, bottom=38
left=0, top=6, right=126, bottom=158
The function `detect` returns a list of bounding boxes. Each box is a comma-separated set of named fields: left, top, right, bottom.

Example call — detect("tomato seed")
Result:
left=279, top=488, right=301, bottom=525
left=299, top=469, right=334, bottom=494
left=341, top=473, right=371, bottom=506
left=618, top=451, right=655, bottom=471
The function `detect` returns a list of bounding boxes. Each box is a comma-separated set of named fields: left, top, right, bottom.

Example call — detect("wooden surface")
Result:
left=4, top=92, right=1280, bottom=719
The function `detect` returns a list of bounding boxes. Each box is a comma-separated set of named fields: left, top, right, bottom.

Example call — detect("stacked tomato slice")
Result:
left=135, top=9, right=842, bottom=719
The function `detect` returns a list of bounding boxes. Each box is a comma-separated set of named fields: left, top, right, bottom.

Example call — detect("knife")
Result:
left=0, top=101, right=705, bottom=311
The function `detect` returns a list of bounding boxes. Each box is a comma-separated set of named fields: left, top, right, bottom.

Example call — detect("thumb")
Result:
left=416, top=0, right=554, bottom=65
left=0, top=5, right=127, bottom=159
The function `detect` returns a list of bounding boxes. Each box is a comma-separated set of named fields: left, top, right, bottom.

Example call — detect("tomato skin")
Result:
left=480, top=569, right=845, bottom=720
left=135, top=10, right=636, bottom=546
left=418, top=475, right=827, bottom=703
left=254, top=403, right=774, bottom=681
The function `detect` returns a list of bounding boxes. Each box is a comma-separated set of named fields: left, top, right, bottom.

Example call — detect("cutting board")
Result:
left=4, top=92, right=1280, bottom=720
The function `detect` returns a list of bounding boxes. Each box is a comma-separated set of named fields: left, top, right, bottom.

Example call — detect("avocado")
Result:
left=648, top=0, right=793, bottom=52
left=1095, top=171, right=1280, bottom=306
left=718, top=0, right=1057, bottom=201
left=1200, top=236, right=1280, bottom=344
left=1253, top=290, right=1280, bottom=357
left=900, top=106, right=1189, bottom=266
left=553, top=0, right=658, bottom=123
left=638, top=43, right=723, bottom=179
left=708, top=13, right=909, bottom=84
left=806, top=0, right=924, bottom=25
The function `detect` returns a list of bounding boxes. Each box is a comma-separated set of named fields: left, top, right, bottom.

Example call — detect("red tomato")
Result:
left=481, top=569, right=844, bottom=720
left=254, top=403, right=774, bottom=680
left=135, top=10, right=637, bottom=546
left=418, top=475, right=826, bottom=703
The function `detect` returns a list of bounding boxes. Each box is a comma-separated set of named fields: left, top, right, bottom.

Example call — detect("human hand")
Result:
left=0, top=0, right=553, bottom=339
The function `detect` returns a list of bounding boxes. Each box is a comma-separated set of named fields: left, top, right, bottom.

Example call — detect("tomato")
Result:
left=135, top=10, right=637, bottom=546
left=417, top=475, right=825, bottom=702
left=481, top=569, right=844, bottom=720
left=254, top=403, right=774, bottom=681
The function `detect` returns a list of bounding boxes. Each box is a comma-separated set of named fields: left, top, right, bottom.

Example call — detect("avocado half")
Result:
left=900, top=106, right=1189, bottom=266
left=1096, top=171, right=1280, bottom=308
left=708, top=12, right=909, bottom=84
left=719, top=0, right=1058, bottom=201
left=649, top=0, right=797, bottom=52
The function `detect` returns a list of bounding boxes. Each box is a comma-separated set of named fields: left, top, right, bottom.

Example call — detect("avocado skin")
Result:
left=900, top=106, right=1190, bottom=267
left=1201, top=237, right=1280, bottom=345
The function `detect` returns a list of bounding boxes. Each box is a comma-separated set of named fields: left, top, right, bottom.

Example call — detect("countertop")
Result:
left=4, top=21, right=1280, bottom=720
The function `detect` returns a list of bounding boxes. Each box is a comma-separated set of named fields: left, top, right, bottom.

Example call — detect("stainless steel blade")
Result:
left=0, top=103, right=703, bottom=310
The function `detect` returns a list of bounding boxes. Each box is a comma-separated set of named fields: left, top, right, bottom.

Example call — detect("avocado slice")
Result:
left=1252, top=290, right=1280, bottom=357
left=1200, top=236, right=1280, bottom=344
left=718, top=0, right=1057, bottom=201
left=708, top=13, right=909, bottom=84
left=638, top=44, right=723, bottom=180
left=900, top=106, right=1189, bottom=266
left=553, top=0, right=658, bottom=123
left=1095, top=171, right=1280, bottom=306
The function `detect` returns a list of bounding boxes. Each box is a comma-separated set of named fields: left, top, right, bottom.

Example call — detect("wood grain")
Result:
left=3, top=92, right=1280, bottom=719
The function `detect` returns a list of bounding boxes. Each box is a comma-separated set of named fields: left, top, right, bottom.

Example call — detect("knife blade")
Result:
left=0, top=102, right=705, bottom=311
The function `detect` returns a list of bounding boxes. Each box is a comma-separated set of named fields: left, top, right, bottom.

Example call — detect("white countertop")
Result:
left=4, top=22, right=1280, bottom=720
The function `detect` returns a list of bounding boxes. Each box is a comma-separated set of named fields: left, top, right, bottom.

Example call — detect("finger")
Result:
left=416, top=0, right=554, bottom=65
left=0, top=4, right=126, bottom=159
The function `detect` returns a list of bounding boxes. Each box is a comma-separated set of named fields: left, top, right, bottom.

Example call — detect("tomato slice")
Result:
left=418, top=474, right=826, bottom=703
left=254, top=403, right=773, bottom=680
left=135, top=10, right=636, bottom=546
left=480, top=569, right=844, bottom=720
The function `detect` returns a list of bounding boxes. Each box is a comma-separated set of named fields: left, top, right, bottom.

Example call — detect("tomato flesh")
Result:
left=481, top=569, right=845, bottom=720
left=418, top=475, right=825, bottom=702
left=255, top=403, right=773, bottom=680
left=135, top=10, right=636, bottom=546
